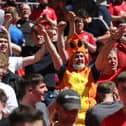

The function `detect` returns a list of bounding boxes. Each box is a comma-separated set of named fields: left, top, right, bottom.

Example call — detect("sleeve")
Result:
left=2, top=85, right=18, bottom=115
left=57, top=64, right=66, bottom=82
left=51, top=9, right=57, bottom=21
left=90, top=63, right=100, bottom=82
left=9, top=57, right=23, bottom=73
left=85, top=109, right=94, bottom=126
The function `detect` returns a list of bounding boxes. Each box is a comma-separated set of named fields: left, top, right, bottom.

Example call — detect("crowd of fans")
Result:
left=0, top=0, right=126, bottom=126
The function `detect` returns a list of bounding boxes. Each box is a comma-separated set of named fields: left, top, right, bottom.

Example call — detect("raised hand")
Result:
left=57, top=21, right=67, bottom=32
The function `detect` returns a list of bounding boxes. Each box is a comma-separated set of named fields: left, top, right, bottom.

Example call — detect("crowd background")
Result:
left=0, top=0, right=126, bottom=126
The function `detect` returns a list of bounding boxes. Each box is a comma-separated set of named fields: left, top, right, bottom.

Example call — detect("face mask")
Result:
left=72, top=64, right=85, bottom=70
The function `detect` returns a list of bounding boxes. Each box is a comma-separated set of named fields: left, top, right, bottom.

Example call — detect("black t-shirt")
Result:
left=85, top=101, right=123, bottom=126
left=0, top=118, right=10, bottom=126
left=21, top=45, right=57, bottom=88
left=16, top=19, right=35, bottom=46
left=84, top=18, right=109, bottom=37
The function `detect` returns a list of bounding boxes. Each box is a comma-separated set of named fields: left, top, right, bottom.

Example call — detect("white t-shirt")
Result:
left=0, top=9, right=4, bottom=25
left=0, top=82, right=18, bottom=115
left=9, top=57, right=23, bottom=73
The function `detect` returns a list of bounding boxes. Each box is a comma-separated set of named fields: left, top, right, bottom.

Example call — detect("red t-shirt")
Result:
left=30, top=6, right=57, bottom=28
left=78, top=31, right=96, bottom=46
left=108, top=2, right=126, bottom=26
left=98, top=67, right=126, bottom=84
left=101, top=109, right=126, bottom=126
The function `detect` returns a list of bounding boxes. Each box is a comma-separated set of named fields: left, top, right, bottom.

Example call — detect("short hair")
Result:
left=31, top=23, right=42, bottom=35
left=0, top=89, right=7, bottom=103
left=76, top=9, right=91, bottom=18
left=22, top=73, right=44, bottom=88
left=5, top=7, right=18, bottom=20
left=0, top=32, right=8, bottom=40
left=19, top=74, right=45, bottom=98
left=9, top=105, right=43, bottom=126
left=97, top=81, right=116, bottom=94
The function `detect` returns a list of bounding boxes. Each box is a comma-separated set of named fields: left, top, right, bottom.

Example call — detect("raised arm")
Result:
left=65, top=11, right=76, bottom=40
left=40, top=25, right=63, bottom=71
left=95, top=26, right=126, bottom=71
left=22, top=44, right=46, bottom=68
left=57, top=21, right=69, bottom=64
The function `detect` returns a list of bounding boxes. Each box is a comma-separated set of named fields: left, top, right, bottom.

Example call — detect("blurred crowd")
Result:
left=0, top=0, right=126, bottom=126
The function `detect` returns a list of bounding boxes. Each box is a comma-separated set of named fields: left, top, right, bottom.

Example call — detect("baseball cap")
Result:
left=56, top=89, right=81, bottom=111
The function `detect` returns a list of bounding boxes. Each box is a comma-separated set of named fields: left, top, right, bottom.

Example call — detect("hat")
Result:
left=56, top=89, right=81, bottom=110
left=116, top=71, right=126, bottom=82
left=67, top=34, right=87, bottom=59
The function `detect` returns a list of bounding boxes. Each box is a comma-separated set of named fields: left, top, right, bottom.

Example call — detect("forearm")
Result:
left=85, top=42, right=96, bottom=53
left=68, top=22, right=76, bottom=40
left=44, top=32, right=63, bottom=71
left=46, top=16, right=57, bottom=26
left=57, top=31, right=68, bottom=64
left=34, top=44, right=46, bottom=62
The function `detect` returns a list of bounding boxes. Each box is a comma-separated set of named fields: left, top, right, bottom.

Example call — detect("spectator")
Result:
left=0, top=52, right=18, bottom=116
left=9, top=105, right=44, bottom=126
left=4, top=6, right=25, bottom=46
left=95, top=0, right=112, bottom=27
left=108, top=0, right=126, bottom=26
left=0, top=25, right=46, bottom=74
left=16, top=3, right=35, bottom=46
left=101, top=71, right=126, bottom=126
left=49, top=89, right=81, bottom=126
left=19, top=73, right=50, bottom=126
left=39, top=23, right=122, bottom=125
left=97, top=25, right=126, bottom=83
left=0, top=89, right=9, bottom=126
left=12, top=24, right=59, bottom=105
left=85, top=81, right=123, bottom=126
left=77, top=9, right=110, bottom=41
left=30, top=0, right=57, bottom=28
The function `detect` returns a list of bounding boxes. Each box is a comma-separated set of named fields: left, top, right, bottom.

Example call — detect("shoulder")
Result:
left=0, top=82, right=14, bottom=92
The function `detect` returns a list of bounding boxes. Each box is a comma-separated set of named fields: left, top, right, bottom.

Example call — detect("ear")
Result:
left=2, top=103, right=6, bottom=108
left=26, top=88, right=33, bottom=93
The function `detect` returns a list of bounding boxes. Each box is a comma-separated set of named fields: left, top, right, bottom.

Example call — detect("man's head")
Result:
left=20, top=3, right=31, bottom=19
left=103, top=48, right=118, bottom=74
left=0, top=53, right=9, bottom=80
left=96, top=81, right=117, bottom=103
left=56, top=89, right=80, bottom=124
left=67, top=34, right=88, bottom=70
left=116, top=71, right=126, bottom=105
left=0, top=32, right=9, bottom=54
left=4, top=6, right=18, bottom=23
left=9, top=105, right=44, bottom=126
left=47, top=27, right=58, bottom=42
left=20, top=74, right=48, bottom=105
left=75, top=17, right=84, bottom=34
left=77, top=9, right=92, bottom=24
left=0, top=89, right=7, bottom=113
left=31, top=24, right=45, bottom=47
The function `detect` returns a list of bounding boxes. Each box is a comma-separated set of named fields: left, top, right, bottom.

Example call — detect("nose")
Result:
left=45, top=87, right=48, bottom=92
